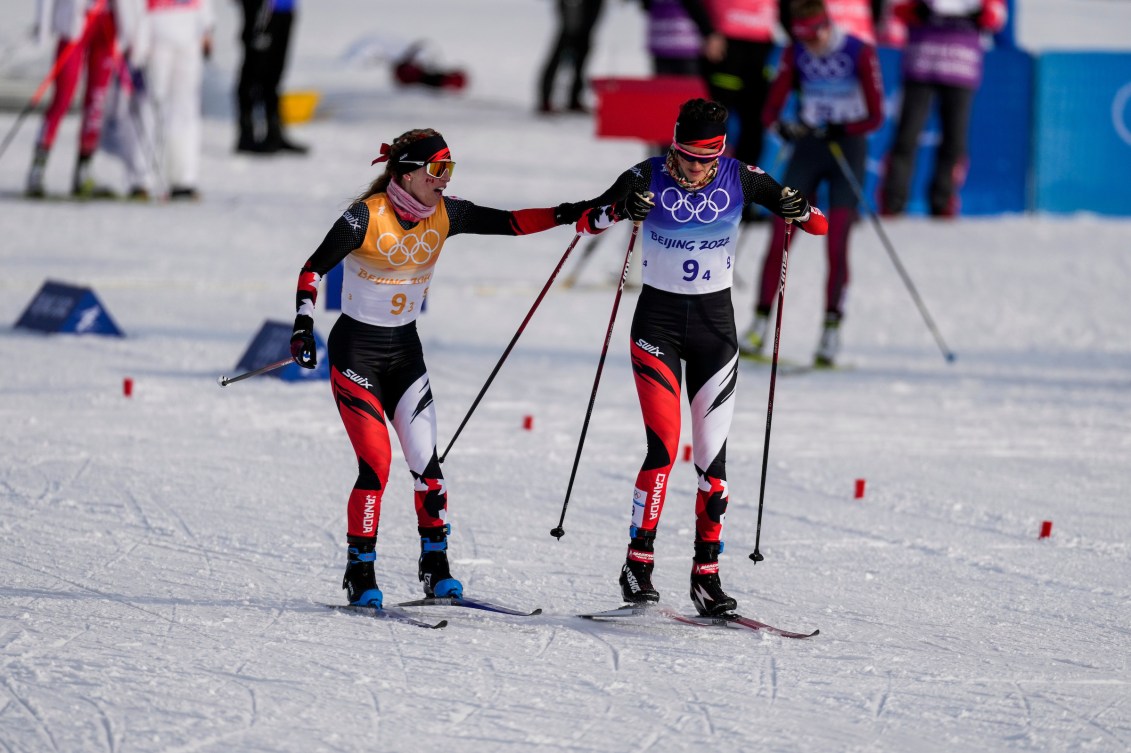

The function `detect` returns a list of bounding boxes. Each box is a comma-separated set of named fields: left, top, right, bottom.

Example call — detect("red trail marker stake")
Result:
left=123, top=378, right=133, bottom=397
left=854, top=479, right=866, bottom=499
left=1039, top=520, right=1053, bottom=539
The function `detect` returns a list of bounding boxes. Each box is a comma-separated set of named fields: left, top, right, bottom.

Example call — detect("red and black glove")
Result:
left=290, top=314, right=317, bottom=369
left=612, top=191, right=656, bottom=222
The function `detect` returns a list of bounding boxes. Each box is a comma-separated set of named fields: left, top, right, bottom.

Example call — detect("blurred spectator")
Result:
left=640, top=0, right=702, bottom=76
left=26, top=0, right=147, bottom=198
left=679, top=1, right=780, bottom=221
left=537, top=0, right=604, bottom=114
left=235, top=0, right=307, bottom=154
left=879, top=0, right=1007, bottom=217
left=741, top=0, right=884, bottom=367
left=146, top=0, right=214, bottom=199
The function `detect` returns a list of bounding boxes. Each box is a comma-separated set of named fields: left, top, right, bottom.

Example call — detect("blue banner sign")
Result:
left=15, top=280, right=124, bottom=336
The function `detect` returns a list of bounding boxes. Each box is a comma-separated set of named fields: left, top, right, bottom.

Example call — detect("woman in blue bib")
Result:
left=574, top=98, right=828, bottom=616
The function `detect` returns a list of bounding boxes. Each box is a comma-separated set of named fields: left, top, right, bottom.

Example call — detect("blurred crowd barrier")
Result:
left=593, top=45, right=1131, bottom=218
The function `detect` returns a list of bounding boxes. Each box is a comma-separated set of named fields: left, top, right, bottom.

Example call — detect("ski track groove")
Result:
left=1037, top=687, right=1128, bottom=747
left=1, top=676, right=61, bottom=753
left=873, top=675, right=890, bottom=720
left=777, top=505, right=1126, bottom=615
left=33, top=456, right=92, bottom=506
left=81, top=695, right=117, bottom=753
left=3, top=557, right=230, bottom=648
left=578, top=625, right=622, bottom=672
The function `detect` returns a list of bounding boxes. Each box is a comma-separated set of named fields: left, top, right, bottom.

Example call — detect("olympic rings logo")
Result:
left=660, top=186, right=732, bottom=223
left=376, top=229, right=441, bottom=266
left=798, top=51, right=854, bottom=81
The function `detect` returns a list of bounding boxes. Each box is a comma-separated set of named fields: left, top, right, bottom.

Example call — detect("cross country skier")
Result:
left=288, top=128, right=589, bottom=608
left=572, top=98, right=828, bottom=616
left=740, top=0, right=885, bottom=367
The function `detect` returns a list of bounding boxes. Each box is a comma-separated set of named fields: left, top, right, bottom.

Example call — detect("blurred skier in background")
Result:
left=26, top=0, right=146, bottom=198
left=570, top=98, right=828, bottom=616
left=741, top=0, right=884, bottom=367
left=287, top=129, right=591, bottom=608
left=880, top=0, right=1008, bottom=216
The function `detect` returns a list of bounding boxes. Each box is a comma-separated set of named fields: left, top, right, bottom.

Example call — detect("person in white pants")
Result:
left=145, top=0, right=214, bottom=199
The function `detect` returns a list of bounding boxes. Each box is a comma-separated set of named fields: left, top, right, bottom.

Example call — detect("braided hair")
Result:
left=356, top=128, right=443, bottom=202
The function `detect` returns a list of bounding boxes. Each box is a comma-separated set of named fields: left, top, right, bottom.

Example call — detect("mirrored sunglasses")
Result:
left=671, top=143, right=723, bottom=164
left=402, top=160, right=456, bottom=179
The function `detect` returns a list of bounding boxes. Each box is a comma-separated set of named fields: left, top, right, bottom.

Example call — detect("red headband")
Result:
left=792, top=12, right=830, bottom=41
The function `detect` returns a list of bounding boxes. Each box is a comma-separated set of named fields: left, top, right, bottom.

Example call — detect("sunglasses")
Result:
left=671, top=142, right=724, bottom=164
left=401, top=160, right=456, bottom=179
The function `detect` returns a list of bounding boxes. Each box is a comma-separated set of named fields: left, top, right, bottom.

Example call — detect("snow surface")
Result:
left=2, top=1, right=1130, bottom=752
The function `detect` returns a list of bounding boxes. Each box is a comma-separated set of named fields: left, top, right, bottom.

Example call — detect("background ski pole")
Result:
left=551, top=223, right=640, bottom=540
left=560, top=232, right=604, bottom=289
left=217, top=357, right=292, bottom=387
left=827, top=140, right=956, bottom=363
left=440, top=233, right=582, bottom=463
left=750, top=218, right=794, bottom=564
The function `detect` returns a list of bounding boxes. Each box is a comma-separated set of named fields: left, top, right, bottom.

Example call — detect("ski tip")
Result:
left=433, top=619, right=449, bottom=629
left=530, top=608, right=543, bottom=616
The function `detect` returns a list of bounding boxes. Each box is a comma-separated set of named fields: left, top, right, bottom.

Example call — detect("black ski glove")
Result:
left=775, top=121, right=812, bottom=143
left=780, top=187, right=812, bottom=223
left=554, top=201, right=590, bottom=225
left=613, top=191, right=655, bottom=222
left=290, top=314, right=317, bottom=369
left=814, top=123, right=846, bottom=141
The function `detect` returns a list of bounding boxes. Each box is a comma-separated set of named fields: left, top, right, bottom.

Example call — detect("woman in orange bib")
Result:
left=288, top=128, right=586, bottom=608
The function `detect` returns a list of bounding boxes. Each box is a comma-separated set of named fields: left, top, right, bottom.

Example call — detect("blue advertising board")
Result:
left=1033, top=52, right=1131, bottom=216
left=15, top=280, right=124, bottom=336
left=235, top=320, right=329, bottom=382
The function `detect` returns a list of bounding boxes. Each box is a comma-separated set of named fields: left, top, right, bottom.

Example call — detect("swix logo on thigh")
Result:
left=344, top=368, right=372, bottom=389
left=635, top=338, right=664, bottom=358
left=362, top=494, right=377, bottom=534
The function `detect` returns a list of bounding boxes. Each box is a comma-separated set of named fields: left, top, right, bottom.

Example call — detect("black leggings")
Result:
left=327, top=316, right=446, bottom=539
left=627, top=286, right=739, bottom=543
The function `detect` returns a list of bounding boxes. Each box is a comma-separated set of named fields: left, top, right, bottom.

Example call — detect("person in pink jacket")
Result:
left=880, top=0, right=1008, bottom=217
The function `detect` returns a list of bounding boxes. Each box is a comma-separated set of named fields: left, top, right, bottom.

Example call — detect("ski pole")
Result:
left=439, top=233, right=582, bottom=463
left=0, top=0, right=108, bottom=164
left=551, top=223, right=640, bottom=540
left=217, top=357, right=293, bottom=387
left=827, top=141, right=956, bottom=363
left=750, top=219, right=794, bottom=564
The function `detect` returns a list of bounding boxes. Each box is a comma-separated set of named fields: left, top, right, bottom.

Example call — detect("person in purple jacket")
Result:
left=880, top=0, right=1007, bottom=217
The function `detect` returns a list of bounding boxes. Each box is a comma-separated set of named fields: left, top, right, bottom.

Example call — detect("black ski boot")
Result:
left=342, top=536, right=382, bottom=607
left=689, top=540, right=737, bottom=616
left=419, top=524, right=463, bottom=598
left=619, top=528, right=660, bottom=604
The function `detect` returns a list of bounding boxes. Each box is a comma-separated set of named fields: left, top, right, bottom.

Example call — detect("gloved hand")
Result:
left=779, top=187, right=812, bottom=223
left=290, top=315, right=317, bottom=369
left=554, top=201, right=591, bottom=225
left=775, top=121, right=813, bottom=143
left=814, top=123, right=846, bottom=141
left=613, top=191, right=655, bottom=222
